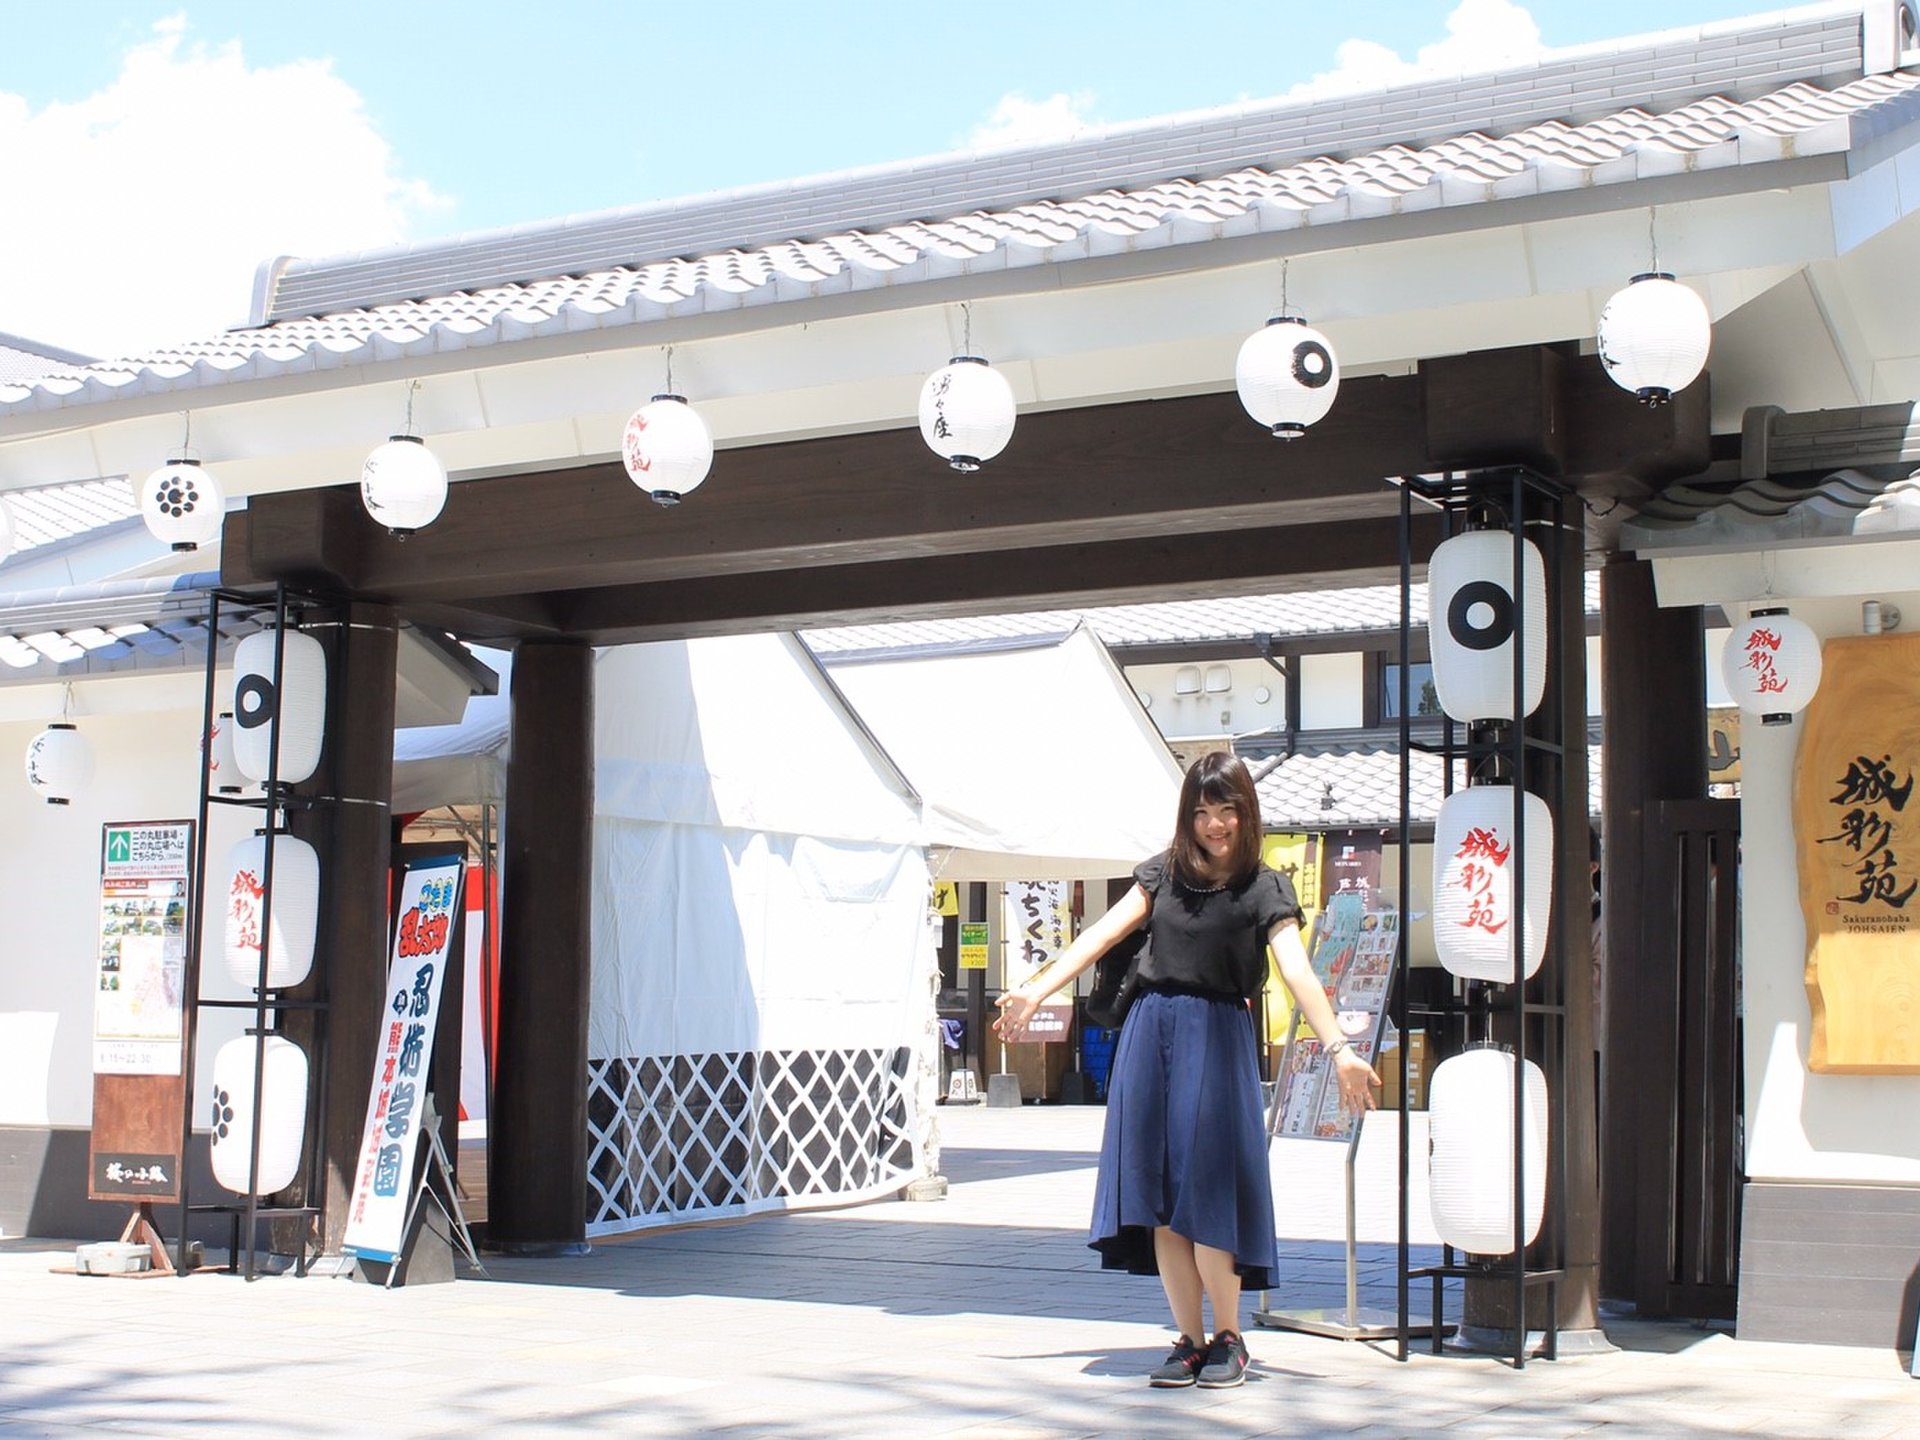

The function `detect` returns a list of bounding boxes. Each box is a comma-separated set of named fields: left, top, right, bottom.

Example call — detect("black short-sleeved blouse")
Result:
left=1132, top=851, right=1304, bottom=1002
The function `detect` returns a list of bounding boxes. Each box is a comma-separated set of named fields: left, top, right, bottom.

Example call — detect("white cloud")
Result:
left=0, top=18, right=445, bottom=359
left=1284, top=0, right=1546, bottom=101
left=965, top=91, right=1098, bottom=152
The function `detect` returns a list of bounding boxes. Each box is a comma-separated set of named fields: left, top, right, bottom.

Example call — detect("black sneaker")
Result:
left=1147, top=1335, right=1206, bottom=1387
left=1197, top=1330, right=1249, bottom=1388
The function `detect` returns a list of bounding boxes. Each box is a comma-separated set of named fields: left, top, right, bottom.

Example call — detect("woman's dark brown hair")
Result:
left=1168, top=750, right=1264, bottom=887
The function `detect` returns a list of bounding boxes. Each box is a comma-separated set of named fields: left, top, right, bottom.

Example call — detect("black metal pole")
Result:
left=175, top=587, right=222, bottom=1276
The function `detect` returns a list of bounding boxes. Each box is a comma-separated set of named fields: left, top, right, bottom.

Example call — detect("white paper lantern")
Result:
left=209, top=1034, right=309, bottom=1195
left=222, top=831, right=320, bottom=991
left=1432, top=784, right=1555, bottom=984
left=1721, top=607, right=1823, bottom=726
left=136, top=459, right=226, bottom=551
left=24, top=723, right=92, bottom=805
left=360, top=435, right=448, bottom=535
left=232, top=627, right=327, bottom=785
left=1597, top=272, right=1710, bottom=405
left=1235, top=316, right=1340, bottom=438
left=1428, top=1047, right=1549, bottom=1255
left=202, top=711, right=244, bottom=795
left=621, top=394, right=713, bottom=505
left=918, top=357, right=1016, bottom=471
left=1427, top=529, right=1548, bottom=723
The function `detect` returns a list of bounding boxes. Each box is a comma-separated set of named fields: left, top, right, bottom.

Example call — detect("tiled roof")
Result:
left=3, top=21, right=1912, bottom=418
left=0, top=477, right=139, bottom=561
left=1255, top=740, right=1604, bottom=831
left=1621, top=466, right=1920, bottom=548
left=0, top=332, right=92, bottom=387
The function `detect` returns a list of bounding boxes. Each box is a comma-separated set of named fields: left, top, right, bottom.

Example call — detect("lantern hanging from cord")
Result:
left=1721, top=607, right=1823, bottom=726
left=1235, top=315, right=1340, bottom=438
left=222, top=830, right=321, bottom=991
left=1427, top=1046, right=1549, bottom=1255
left=918, top=356, right=1016, bottom=472
left=622, top=394, right=714, bottom=505
left=209, top=1034, right=309, bottom=1195
left=1427, top=529, right=1548, bottom=723
left=361, top=435, right=448, bottom=536
left=1431, top=783, right=1554, bottom=984
left=232, top=627, right=327, bottom=785
left=138, top=457, right=227, bottom=551
left=25, top=722, right=92, bottom=805
left=1597, top=272, right=1710, bottom=405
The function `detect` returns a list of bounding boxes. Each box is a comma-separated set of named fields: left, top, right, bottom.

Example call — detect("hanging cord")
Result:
left=664, top=345, right=675, bottom=395
left=1648, top=206, right=1660, bottom=273
left=403, top=379, right=421, bottom=438
left=1279, top=256, right=1291, bottom=318
left=961, top=302, right=973, bottom=356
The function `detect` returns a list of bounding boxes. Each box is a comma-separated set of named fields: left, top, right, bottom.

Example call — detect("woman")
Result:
left=995, top=751, right=1380, bottom=1390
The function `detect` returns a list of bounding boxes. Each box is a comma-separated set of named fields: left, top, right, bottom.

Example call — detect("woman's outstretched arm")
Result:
left=994, top=884, right=1151, bottom=1041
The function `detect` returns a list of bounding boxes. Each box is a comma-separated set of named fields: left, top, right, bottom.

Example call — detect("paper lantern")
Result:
left=621, top=394, right=713, bottom=506
left=25, top=723, right=92, bottom=806
left=209, top=1034, right=309, bottom=1195
left=1432, top=784, right=1554, bottom=983
left=360, top=435, right=448, bottom=535
left=222, top=831, right=320, bottom=991
left=1428, top=1047, right=1549, bottom=1255
left=1720, top=608, right=1822, bottom=726
left=918, top=357, right=1015, bottom=471
left=1235, top=316, right=1340, bottom=438
left=137, top=459, right=226, bottom=551
left=232, top=627, right=327, bottom=785
left=1427, top=529, right=1547, bottom=723
left=202, top=711, right=244, bottom=795
left=1597, top=273, right=1710, bottom=405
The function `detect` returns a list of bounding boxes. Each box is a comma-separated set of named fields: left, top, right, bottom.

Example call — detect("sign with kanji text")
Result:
left=958, top=921, right=989, bottom=970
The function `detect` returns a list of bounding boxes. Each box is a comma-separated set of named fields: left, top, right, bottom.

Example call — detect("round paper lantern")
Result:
left=24, top=723, right=92, bottom=806
left=1428, top=1047, right=1549, bottom=1256
left=209, top=1034, right=309, bottom=1195
left=232, top=627, right=327, bottom=785
left=1597, top=272, right=1710, bottom=405
left=1721, top=607, right=1822, bottom=726
left=1235, top=316, right=1340, bottom=438
left=621, top=394, right=713, bottom=506
left=360, top=435, right=448, bottom=535
left=1432, top=784, right=1555, bottom=984
left=1427, top=529, right=1548, bottom=723
left=202, top=711, right=244, bottom=795
left=137, top=459, right=226, bottom=551
left=222, top=830, right=320, bottom=991
left=918, top=357, right=1016, bottom=471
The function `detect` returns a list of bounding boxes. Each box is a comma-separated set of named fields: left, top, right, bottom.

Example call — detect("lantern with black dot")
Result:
left=1426, top=529, right=1547, bottom=724
left=25, top=722, right=92, bottom=806
left=231, top=627, right=328, bottom=786
left=622, top=394, right=713, bottom=506
left=919, top=356, right=1016, bottom=472
left=1427, top=1045, right=1549, bottom=1256
left=209, top=1034, right=310, bottom=1195
left=1235, top=316, right=1340, bottom=439
left=360, top=434, right=448, bottom=536
left=138, top=457, right=226, bottom=551
left=1721, top=607, right=1822, bottom=726
left=223, top=829, right=320, bottom=991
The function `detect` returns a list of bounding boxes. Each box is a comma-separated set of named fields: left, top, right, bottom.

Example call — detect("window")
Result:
left=1381, top=662, right=1441, bottom=718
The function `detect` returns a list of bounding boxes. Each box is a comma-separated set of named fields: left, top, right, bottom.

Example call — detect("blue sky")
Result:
left=0, top=1, right=1787, bottom=355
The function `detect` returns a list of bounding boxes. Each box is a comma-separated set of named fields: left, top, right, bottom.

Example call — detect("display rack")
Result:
left=1393, top=468, right=1571, bottom=1367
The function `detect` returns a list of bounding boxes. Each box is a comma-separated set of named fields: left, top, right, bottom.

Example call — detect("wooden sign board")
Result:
left=1794, top=634, right=1920, bottom=1072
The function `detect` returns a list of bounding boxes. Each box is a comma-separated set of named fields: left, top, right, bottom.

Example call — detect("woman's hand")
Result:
left=1333, top=1046, right=1382, bottom=1114
left=994, top=988, right=1039, bottom=1042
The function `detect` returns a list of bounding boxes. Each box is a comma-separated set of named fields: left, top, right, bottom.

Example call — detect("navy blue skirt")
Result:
left=1087, top=987, right=1278, bottom=1290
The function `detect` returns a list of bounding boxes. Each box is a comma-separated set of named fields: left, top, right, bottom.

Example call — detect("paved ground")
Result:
left=2, top=1105, right=1914, bottom=1438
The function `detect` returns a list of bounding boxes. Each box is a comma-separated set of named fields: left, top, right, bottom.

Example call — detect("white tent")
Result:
left=814, top=625, right=1183, bottom=880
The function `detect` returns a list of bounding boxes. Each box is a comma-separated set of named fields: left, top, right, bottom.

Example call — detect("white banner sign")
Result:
left=342, top=854, right=464, bottom=1262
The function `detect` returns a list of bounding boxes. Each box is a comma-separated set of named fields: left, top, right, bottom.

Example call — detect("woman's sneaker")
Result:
left=1197, top=1330, right=1249, bottom=1388
left=1147, top=1335, right=1206, bottom=1387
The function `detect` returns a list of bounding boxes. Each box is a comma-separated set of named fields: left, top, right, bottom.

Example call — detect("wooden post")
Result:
left=488, top=640, right=594, bottom=1253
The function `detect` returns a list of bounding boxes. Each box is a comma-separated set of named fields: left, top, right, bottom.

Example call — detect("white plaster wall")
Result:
left=1299, top=652, right=1365, bottom=730
left=1126, top=657, right=1287, bottom=741
left=0, top=702, right=255, bottom=1129
left=1737, top=591, right=1920, bottom=1185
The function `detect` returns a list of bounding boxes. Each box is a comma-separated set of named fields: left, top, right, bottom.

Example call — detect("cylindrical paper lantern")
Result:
left=137, top=459, right=226, bottom=551
left=918, top=357, right=1016, bottom=471
left=1596, top=272, right=1710, bottom=405
left=1235, top=316, right=1340, bottom=438
left=1427, top=529, right=1547, bottom=723
left=1720, top=607, right=1822, bottom=727
left=1431, top=784, right=1555, bottom=983
left=360, top=435, right=448, bottom=535
left=231, top=627, right=327, bottom=785
left=621, top=394, right=713, bottom=505
left=203, top=711, right=244, bottom=795
left=209, top=1034, right=309, bottom=1195
left=222, top=830, right=320, bottom=990
left=24, top=723, right=92, bottom=805
left=1428, top=1047, right=1549, bottom=1255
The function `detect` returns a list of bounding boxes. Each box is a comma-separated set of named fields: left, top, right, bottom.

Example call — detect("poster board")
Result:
left=1794, top=633, right=1920, bottom=1072
left=341, top=852, right=466, bottom=1262
left=1271, top=891, right=1398, bottom=1143
left=88, top=820, right=193, bottom=1202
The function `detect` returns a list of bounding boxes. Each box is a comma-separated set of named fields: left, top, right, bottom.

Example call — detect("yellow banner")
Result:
left=1261, top=834, right=1317, bottom=1044
left=932, top=881, right=959, bottom=917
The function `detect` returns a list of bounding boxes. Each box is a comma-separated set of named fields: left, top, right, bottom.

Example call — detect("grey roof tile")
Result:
left=1253, top=740, right=1603, bottom=830
left=0, top=476, right=139, bottom=561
